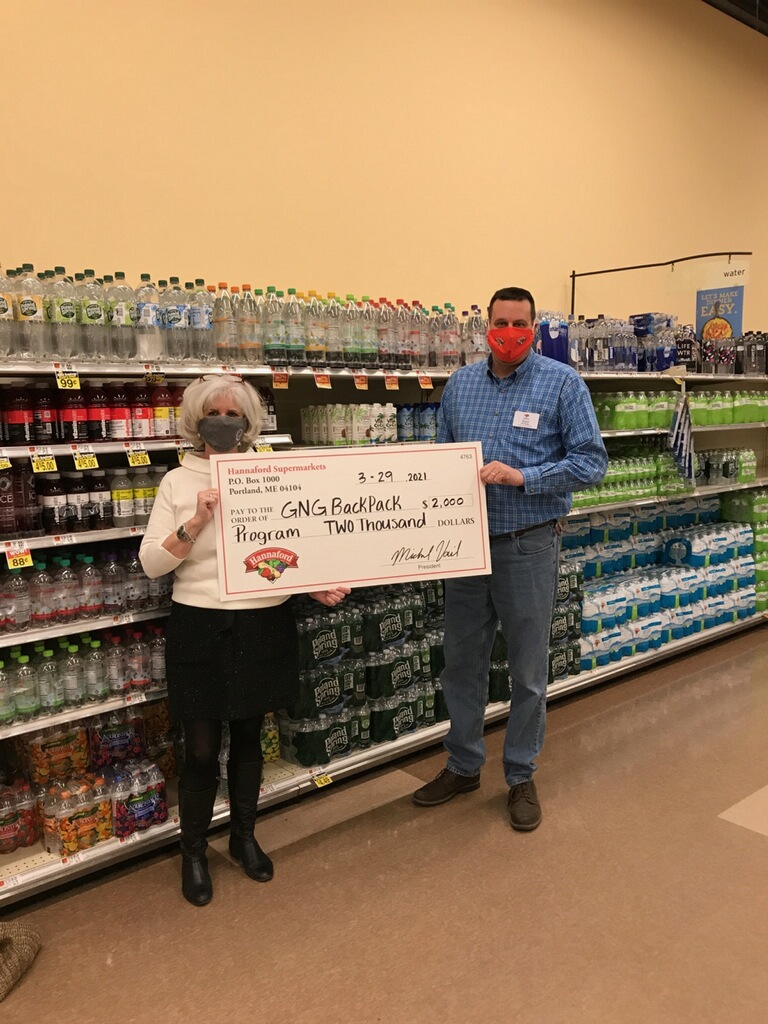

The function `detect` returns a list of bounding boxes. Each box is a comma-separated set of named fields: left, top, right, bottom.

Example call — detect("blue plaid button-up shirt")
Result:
left=437, top=351, right=607, bottom=535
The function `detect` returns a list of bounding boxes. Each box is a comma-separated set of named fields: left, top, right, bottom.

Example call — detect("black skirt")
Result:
left=164, top=600, right=300, bottom=722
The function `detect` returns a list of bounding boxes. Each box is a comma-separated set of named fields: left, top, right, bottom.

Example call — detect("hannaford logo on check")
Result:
left=243, top=547, right=300, bottom=581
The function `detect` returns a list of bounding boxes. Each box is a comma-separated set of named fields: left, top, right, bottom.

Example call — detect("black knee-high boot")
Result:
left=179, top=786, right=218, bottom=906
left=227, top=760, right=273, bottom=882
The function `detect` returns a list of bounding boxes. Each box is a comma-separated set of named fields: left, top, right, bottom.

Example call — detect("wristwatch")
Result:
left=176, top=523, right=197, bottom=545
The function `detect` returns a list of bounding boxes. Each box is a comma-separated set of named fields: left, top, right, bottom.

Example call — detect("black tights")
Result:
left=180, top=716, right=264, bottom=792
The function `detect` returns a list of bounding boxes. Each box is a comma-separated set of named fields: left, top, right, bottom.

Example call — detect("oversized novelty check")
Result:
left=211, top=443, right=491, bottom=599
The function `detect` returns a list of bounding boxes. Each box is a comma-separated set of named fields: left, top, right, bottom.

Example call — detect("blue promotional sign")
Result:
left=696, top=286, right=744, bottom=340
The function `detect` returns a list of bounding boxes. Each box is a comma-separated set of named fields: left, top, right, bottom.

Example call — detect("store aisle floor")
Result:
left=5, top=627, right=768, bottom=1024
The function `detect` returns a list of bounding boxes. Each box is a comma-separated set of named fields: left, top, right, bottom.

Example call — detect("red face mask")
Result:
left=487, top=325, right=535, bottom=364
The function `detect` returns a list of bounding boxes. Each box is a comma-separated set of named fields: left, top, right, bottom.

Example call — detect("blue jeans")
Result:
left=441, top=522, right=559, bottom=786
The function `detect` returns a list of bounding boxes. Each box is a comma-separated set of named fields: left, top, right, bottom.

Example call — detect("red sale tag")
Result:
left=384, top=374, right=399, bottom=391
left=272, top=372, right=289, bottom=390
left=418, top=374, right=433, bottom=389
left=353, top=373, right=368, bottom=391
left=314, top=372, right=332, bottom=390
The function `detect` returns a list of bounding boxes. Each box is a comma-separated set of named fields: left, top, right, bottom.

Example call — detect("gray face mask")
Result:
left=197, top=416, right=248, bottom=452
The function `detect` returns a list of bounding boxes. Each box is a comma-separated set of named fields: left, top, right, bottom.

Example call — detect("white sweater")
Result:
left=139, top=452, right=289, bottom=611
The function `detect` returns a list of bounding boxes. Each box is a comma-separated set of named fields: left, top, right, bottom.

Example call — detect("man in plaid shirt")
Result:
left=413, top=286, right=607, bottom=829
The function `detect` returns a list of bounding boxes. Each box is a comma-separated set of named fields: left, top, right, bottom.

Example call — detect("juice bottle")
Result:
left=58, top=387, right=89, bottom=443
left=108, top=381, right=132, bottom=440
left=151, top=383, right=172, bottom=439
left=130, top=381, right=152, bottom=442
left=85, top=380, right=110, bottom=443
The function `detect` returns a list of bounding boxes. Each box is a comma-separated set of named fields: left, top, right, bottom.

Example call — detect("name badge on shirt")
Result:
left=513, top=410, right=540, bottom=430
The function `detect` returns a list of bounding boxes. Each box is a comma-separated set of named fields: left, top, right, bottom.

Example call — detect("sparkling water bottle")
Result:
left=3, top=569, right=31, bottom=633
left=85, top=640, right=109, bottom=701
left=440, top=305, right=461, bottom=369
left=38, top=649, right=65, bottom=715
left=162, top=277, right=189, bottom=361
left=108, top=272, right=137, bottom=362
left=15, top=263, right=48, bottom=360
left=237, top=283, right=262, bottom=364
left=13, top=655, right=40, bottom=720
left=126, top=632, right=151, bottom=690
left=49, top=266, right=79, bottom=361
left=61, top=644, right=86, bottom=707
left=135, top=273, right=163, bottom=360
left=284, top=288, right=306, bottom=367
left=106, top=636, right=127, bottom=695
left=80, top=270, right=109, bottom=360
left=79, top=555, right=104, bottom=618
left=212, top=283, right=237, bottom=364
left=189, top=279, right=214, bottom=361
left=0, top=265, right=14, bottom=357
left=102, top=552, right=126, bottom=614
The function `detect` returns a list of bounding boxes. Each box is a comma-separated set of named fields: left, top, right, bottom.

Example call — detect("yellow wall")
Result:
left=2, top=0, right=767, bottom=326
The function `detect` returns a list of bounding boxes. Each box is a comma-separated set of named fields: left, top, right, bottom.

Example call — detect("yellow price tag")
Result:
left=384, top=374, right=400, bottom=391
left=127, top=449, right=151, bottom=467
left=143, top=364, right=166, bottom=385
left=312, top=773, right=333, bottom=788
left=54, top=363, right=81, bottom=389
left=0, top=457, right=11, bottom=470
left=5, top=546, right=33, bottom=569
left=72, top=446, right=99, bottom=471
left=31, top=454, right=57, bottom=473
left=272, top=372, right=289, bottom=390
left=255, top=444, right=273, bottom=452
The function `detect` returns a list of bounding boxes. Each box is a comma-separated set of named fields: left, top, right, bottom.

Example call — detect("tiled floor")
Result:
left=5, top=625, right=768, bottom=1024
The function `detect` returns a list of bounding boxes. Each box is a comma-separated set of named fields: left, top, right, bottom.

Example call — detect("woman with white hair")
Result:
left=140, top=373, right=349, bottom=906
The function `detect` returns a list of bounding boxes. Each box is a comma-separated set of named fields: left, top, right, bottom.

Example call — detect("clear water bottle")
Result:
left=162, top=276, right=189, bottom=362
left=360, top=296, right=378, bottom=370
left=466, top=305, right=487, bottom=365
left=374, top=299, right=394, bottom=370
left=262, top=286, right=287, bottom=365
left=283, top=288, right=306, bottom=367
left=303, top=292, right=326, bottom=366
left=38, top=649, right=65, bottom=715
left=107, top=272, right=137, bottom=362
left=126, top=632, right=151, bottom=690
left=427, top=306, right=442, bottom=367
left=78, top=555, right=104, bottom=618
left=61, top=644, right=86, bottom=707
left=135, top=273, right=163, bottom=360
left=13, top=655, right=40, bottom=720
left=340, top=295, right=361, bottom=368
left=48, top=266, right=79, bottom=361
left=79, top=269, right=109, bottom=360
left=102, top=552, right=126, bottom=614
left=0, top=660, right=15, bottom=725
left=212, top=282, right=237, bottom=364
left=394, top=299, right=410, bottom=369
left=149, top=627, right=166, bottom=687
left=85, top=640, right=109, bottom=701
left=440, top=305, right=461, bottom=369
left=189, top=279, right=214, bottom=362
left=54, top=558, right=82, bottom=624
left=125, top=548, right=149, bottom=611
left=409, top=302, right=427, bottom=370
left=325, top=293, right=343, bottom=368
left=3, top=569, right=31, bottom=633
left=111, top=467, right=135, bottom=528
left=15, top=263, right=48, bottom=360
left=29, top=560, right=57, bottom=629
left=131, top=466, right=154, bottom=526
left=0, top=265, right=14, bottom=357
left=236, top=283, right=261, bottom=365
left=106, top=636, right=127, bottom=695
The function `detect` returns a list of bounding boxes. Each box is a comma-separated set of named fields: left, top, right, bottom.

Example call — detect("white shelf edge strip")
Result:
left=0, top=608, right=170, bottom=651
left=0, top=688, right=168, bottom=741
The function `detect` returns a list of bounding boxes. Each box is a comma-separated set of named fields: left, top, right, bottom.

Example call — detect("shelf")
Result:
left=600, top=428, right=669, bottom=438
left=569, top=476, right=768, bottom=515
left=546, top=614, right=766, bottom=700
left=0, top=687, right=168, bottom=740
left=1, top=613, right=765, bottom=905
left=0, top=608, right=169, bottom=651
left=0, top=361, right=451, bottom=381
left=691, top=422, right=767, bottom=432
left=1, top=525, right=146, bottom=553
left=0, top=435, right=292, bottom=460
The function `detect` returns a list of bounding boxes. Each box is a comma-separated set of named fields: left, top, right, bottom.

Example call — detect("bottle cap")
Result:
left=218, top=282, right=228, bottom=289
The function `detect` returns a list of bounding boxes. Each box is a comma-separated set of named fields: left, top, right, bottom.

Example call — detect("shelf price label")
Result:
left=53, top=363, right=81, bottom=390
left=418, top=374, right=434, bottom=390
left=125, top=443, right=150, bottom=467
left=5, top=542, right=33, bottom=570
left=29, top=447, right=57, bottom=473
left=124, top=691, right=147, bottom=705
left=312, top=772, right=334, bottom=788
left=52, top=533, right=76, bottom=546
left=384, top=374, right=400, bottom=391
left=0, top=456, right=11, bottom=471
left=353, top=373, right=368, bottom=391
left=313, top=372, right=332, bottom=390
left=272, top=371, right=289, bottom=390
left=254, top=444, right=273, bottom=452
left=0, top=873, right=21, bottom=890
left=71, top=444, right=99, bottom=471
left=175, top=441, right=193, bottom=463
left=143, top=363, right=166, bottom=385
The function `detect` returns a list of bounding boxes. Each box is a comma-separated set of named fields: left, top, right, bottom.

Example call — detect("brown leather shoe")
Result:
left=412, top=767, right=481, bottom=807
left=508, top=779, right=542, bottom=831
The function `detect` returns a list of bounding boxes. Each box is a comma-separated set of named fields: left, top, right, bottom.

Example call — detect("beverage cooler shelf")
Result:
left=0, top=436, right=292, bottom=460
left=599, top=428, right=669, bottom=438
left=0, top=608, right=169, bottom=652
left=2, top=615, right=765, bottom=905
left=691, top=422, right=768, bottom=432
left=2, top=526, right=146, bottom=553
left=569, top=477, right=768, bottom=516
left=0, top=687, right=168, bottom=741
left=0, top=361, right=454, bottom=382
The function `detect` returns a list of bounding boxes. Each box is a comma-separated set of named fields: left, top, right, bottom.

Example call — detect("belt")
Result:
left=489, top=520, right=557, bottom=542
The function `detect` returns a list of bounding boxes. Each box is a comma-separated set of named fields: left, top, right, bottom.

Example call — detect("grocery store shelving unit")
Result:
left=2, top=359, right=768, bottom=905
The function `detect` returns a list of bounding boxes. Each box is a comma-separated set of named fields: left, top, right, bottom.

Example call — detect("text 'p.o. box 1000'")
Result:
left=211, top=443, right=491, bottom=599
